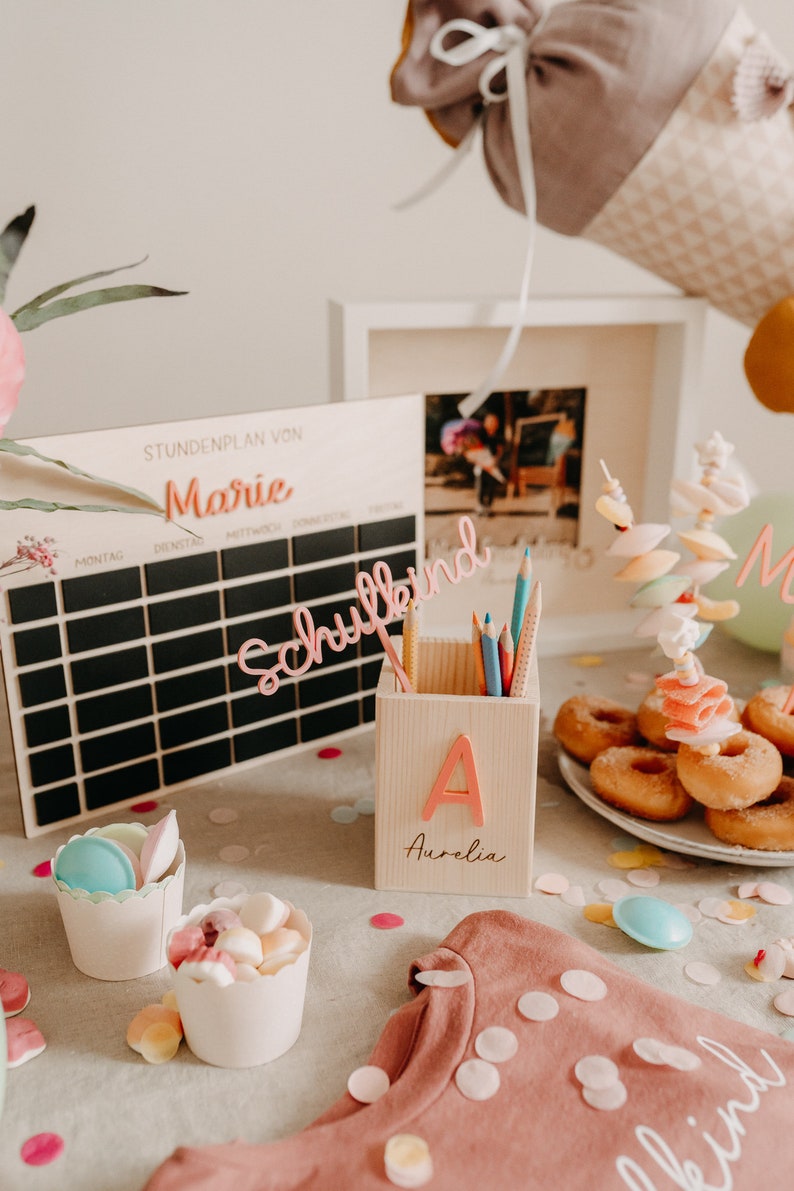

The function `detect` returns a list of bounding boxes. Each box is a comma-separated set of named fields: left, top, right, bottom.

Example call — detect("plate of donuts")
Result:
left=557, top=750, right=794, bottom=867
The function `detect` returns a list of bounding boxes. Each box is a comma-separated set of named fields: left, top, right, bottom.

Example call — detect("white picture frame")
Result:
left=329, top=295, right=707, bottom=653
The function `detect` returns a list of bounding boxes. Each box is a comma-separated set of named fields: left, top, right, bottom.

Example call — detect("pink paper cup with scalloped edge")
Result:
left=169, top=893, right=312, bottom=1068
left=52, top=826, right=185, bottom=981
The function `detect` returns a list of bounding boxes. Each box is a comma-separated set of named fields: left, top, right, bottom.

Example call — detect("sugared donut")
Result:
left=742, top=686, right=794, bottom=758
left=636, top=687, right=678, bottom=752
left=590, top=746, right=694, bottom=822
left=705, top=776, right=794, bottom=851
left=553, top=695, right=639, bottom=765
left=677, top=730, right=783, bottom=810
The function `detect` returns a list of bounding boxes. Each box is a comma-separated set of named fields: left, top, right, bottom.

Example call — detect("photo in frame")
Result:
left=330, top=295, right=706, bottom=651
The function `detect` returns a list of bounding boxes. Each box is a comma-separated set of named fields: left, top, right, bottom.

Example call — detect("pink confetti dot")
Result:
left=21, top=1133, right=64, bottom=1166
left=318, top=746, right=342, bottom=759
left=130, top=800, right=159, bottom=813
left=32, top=859, right=52, bottom=878
left=371, top=913, right=404, bottom=930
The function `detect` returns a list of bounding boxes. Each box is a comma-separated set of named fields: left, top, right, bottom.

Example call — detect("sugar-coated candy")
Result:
left=127, top=1004, right=183, bottom=1053
left=258, top=927, right=307, bottom=975
left=199, top=908, right=242, bottom=947
left=167, top=926, right=206, bottom=969
left=6, top=1017, right=46, bottom=1068
left=179, top=946, right=238, bottom=986
left=139, top=1022, right=182, bottom=1065
left=215, top=926, right=264, bottom=967
left=0, top=967, right=31, bottom=1017
left=53, top=835, right=137, bottom=895
left=139, top=810, right=180, bottom=885
left=239, top=891, right=288, bottom=936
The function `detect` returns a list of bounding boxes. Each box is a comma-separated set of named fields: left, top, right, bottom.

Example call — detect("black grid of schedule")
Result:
left=2, top=515, right=416, bottom=836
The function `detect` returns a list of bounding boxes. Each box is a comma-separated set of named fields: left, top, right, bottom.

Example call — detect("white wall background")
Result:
left=4, top=0, right=793, bottom=495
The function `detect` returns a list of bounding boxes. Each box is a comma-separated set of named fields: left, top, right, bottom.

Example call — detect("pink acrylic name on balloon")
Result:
left=237, top=514, right=491, bottom=696
left=735, top=522, right=794, bottom=714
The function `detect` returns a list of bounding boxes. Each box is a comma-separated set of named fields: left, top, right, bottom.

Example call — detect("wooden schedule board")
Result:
left=0, top=394, right=424, bottom=837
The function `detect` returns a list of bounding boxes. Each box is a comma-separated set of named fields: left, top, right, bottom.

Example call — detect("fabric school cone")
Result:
left=391, top=0, right=794, bottom=330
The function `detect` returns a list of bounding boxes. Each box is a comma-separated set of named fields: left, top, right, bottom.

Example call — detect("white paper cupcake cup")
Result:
left=52, top=829, right=185, bottom=981
left=169, top=893, right=312, bottom=1068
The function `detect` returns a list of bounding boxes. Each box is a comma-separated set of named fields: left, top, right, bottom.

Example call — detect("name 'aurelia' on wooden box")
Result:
left=375, top=637, right=539, bottom=897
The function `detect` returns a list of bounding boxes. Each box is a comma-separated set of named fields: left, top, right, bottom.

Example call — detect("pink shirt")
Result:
left=145, top=910, right=794, bottom=1189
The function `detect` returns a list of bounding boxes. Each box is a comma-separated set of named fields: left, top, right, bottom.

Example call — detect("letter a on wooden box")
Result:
left=375, top=638, right=539, bottom=897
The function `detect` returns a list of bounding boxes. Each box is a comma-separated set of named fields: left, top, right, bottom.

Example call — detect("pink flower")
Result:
left=0, top=307, right=25, bottom=437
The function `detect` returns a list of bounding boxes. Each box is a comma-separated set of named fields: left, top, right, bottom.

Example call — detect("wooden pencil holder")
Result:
left=375, top=637, right=539, bottom=898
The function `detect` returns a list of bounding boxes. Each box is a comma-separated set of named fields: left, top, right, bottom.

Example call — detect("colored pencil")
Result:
left=509, top=547, right=533, bottom=647
left=498, top=622, right=514, bottom=695
left=481, top=613, right=502, bottom=698
left=472, top=611, right=487, bottom=696
left=510, top=580, right=542, bottom=698
left=403, top=599, right=419, bottom=692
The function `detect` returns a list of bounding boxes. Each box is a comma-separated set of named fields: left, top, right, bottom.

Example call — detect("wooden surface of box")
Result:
left=375, top=638, right=539, bottom=897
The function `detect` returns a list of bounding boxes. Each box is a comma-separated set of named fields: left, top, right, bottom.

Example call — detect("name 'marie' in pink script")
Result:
left=237, top=514, right=490, bottom=695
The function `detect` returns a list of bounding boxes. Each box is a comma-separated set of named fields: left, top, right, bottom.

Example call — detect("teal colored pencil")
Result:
left=481, top=613, right=502, bottom=698
left=510, top=547, right=533, bottom=647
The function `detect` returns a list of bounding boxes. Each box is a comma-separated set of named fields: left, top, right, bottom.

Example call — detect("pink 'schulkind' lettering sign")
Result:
left=237, top=515, right=491, bottom=696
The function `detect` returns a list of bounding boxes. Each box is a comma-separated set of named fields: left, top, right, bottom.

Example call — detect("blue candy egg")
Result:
left=53, top=836, right=137, bottom=895
left=612, top=895, right=693, bottom=950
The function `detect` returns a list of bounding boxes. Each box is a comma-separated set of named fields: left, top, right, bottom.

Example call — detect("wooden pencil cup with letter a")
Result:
left=375, top=638, right=539, bottom=897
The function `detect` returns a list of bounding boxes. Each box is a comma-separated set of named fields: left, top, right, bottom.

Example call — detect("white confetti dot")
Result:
left=208, top=807, right=239, bottom=825
left=535, top=872, right=570, bottom=895
left=347, top=1065, right=390, bottom=1104
left=633, top=1037, right=700, bottom=1070
left=330, top=805, right=358, bottom=824
left=560, top=969, right=608, bottom=1002
left=633, top=1038, right=666, bottom=1065
left=597, top=878, right=631, bottom=903
left=574, top=1055, right=619, bottom=1090
left=414, top=969, right=471, bottom=988
left=354, top=797, right=376, bottom=816
left=212, top=880, right=247, bottom=898
left=384, top=1134, right=433, bottom=1189
left=582, top=1080, right=627, bottom=1110
left=756, top=945, right=786, bottom=980
left=475, top=1027, right=518, bottom=1064
left=757, top=882, right=793, bottom=906
left=627, top=868, right=660, bottom=889
left=455, top=1058, right=501, bottom=1101
left=684, top=962, right=721, bottom=987
left=656, top=1044, right=701, bottom=1071
left=218, top=845, right=250, bottom=864
left=698, top=897, right=730, bottom=919
left=675, top=903, right=703, bottom=925
left=561, top=885, right=586, bottom=907
left=517, top=991, right=559, bottom=1022
left=774, top=988, right=794, bottom=1017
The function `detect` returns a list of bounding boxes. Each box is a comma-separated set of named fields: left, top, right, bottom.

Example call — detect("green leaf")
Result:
left=11, top=255, right=153, bottom=312
left=0, top=206, right=35, bottom=306
left=0, top=496, right=176, bottom=516
left=11, top=281, right=187, bottom=331
left=0, top=437, right=166, bottom=511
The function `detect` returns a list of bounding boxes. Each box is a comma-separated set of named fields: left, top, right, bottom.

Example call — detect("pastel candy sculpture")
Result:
left=391, top=0, right=794, bottom=331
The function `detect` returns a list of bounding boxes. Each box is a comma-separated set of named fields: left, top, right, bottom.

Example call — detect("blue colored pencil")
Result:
left=510, top=547, right=533, bottom=647
left=481, top=613, right=502, bottom=698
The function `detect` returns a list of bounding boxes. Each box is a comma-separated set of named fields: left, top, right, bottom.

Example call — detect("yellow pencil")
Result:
left=510, top=581, right=541, bottom=698
left=403, top=599, right=419, bottom=692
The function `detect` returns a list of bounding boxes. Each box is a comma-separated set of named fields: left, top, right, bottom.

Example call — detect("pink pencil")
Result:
left=498, top=623, right=514, bottom=695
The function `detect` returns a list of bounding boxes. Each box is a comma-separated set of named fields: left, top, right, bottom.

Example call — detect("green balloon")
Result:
left=707, top=493, right=794, bottom=652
